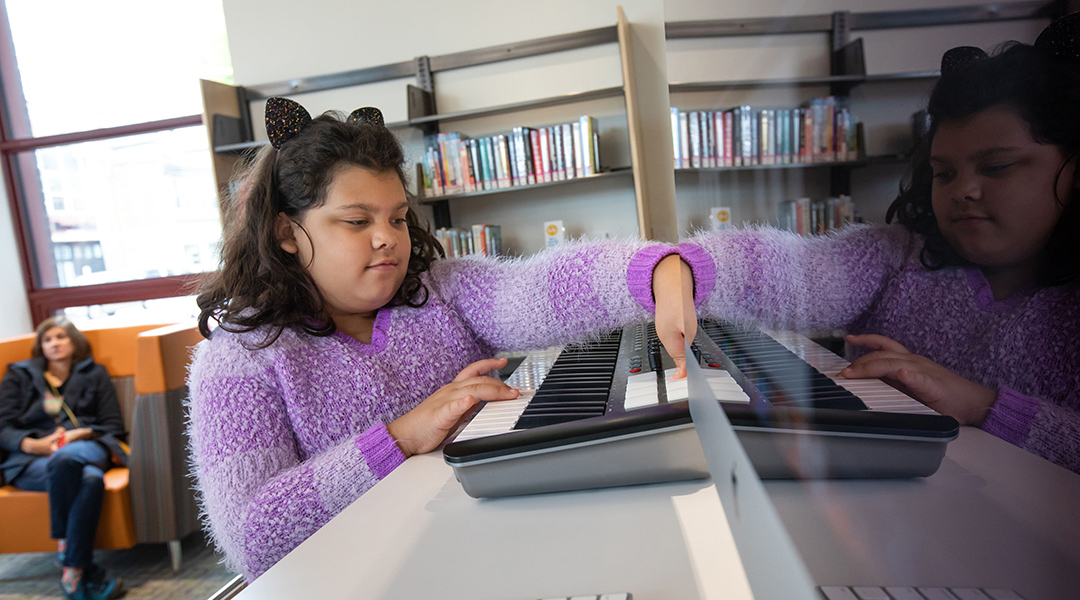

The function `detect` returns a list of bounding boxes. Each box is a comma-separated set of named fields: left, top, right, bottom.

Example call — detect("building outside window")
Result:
left=0, top=0, right=232, bottom=326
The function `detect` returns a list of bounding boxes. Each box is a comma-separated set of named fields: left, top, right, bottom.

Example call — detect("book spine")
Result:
left=724, top=111, right=733, bottom=167
left=561, top=123, right=575, bottom=180
left=496, top=135, right=511, bottom=188
left=760, top=111, right=771, bottom=166
left=689, top=111, right=701, bottom=169
left=530, top=129, right=544, bottom=184
left=460, top=141, right=474, bottom=193
left=512, top=127, right=528, bottom=185
left=552, top=126, right=561, bottom=180
left=539, top=127, right=552, bottom=183
left=579, top=116, right=597, bottom=176
left=671, top=107, right=681, bottom=169
left=703, top=110, right=714, bottom=168
left=430, top=148, right=444, bottom=197
left=483, top=137, right=496, bottom=189
left=741, top=106, right=753, bottom=166
left=572, top=122, right=584, bottom=178
left=522, top=127, right=536, bottom=184
left=679, top=112, right=690, bottom=168
left=591, top=130, right=600, bottom=173
left=469, top=139, right=482, bottom=191
left=803, top=106, right=813, bottom=164
left=713, top=111, right=724, bottom=168
left=751, top=110, right=760, bottom=166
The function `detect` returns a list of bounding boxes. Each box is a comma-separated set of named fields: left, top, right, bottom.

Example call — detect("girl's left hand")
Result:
left=842, top=334, right=997, bottom=425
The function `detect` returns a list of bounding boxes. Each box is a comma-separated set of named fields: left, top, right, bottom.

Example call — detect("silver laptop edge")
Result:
left=686, top=343, right=820, bottom=600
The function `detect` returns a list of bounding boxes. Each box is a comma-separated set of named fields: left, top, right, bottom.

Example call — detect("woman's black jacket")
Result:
left=0, top=356, right=128, bottom=485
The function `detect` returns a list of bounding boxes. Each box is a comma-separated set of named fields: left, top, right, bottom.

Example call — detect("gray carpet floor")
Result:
left=0, top=532, right=237, bottom=600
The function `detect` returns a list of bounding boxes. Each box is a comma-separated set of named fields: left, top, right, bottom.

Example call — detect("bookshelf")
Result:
left=200, top=16, right=662, bottom=247
left=664, top=0, right=1060, bottom=235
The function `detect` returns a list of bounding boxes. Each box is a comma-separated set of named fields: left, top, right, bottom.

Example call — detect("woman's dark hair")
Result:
left=196, top=112, right=444, bottom=347
left=32, top=316, right=92, bottom=364
left=886, top=41, right=1080, bottom=286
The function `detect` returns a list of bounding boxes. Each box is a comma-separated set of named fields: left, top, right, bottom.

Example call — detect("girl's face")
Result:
left=278, top=166, right=412, bottom=319
left=930, top=105, right=1077, bottom=272
left=41, top=326, right=74, bottom=364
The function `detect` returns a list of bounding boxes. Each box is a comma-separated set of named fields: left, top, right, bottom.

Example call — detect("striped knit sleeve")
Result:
left=679, top=224, right=912, bottom=331
left=187, top=335, right=405, bottom=581
left=983, top=387, right=1080, bottom=474
left=425, top=239, right=676, bottom=352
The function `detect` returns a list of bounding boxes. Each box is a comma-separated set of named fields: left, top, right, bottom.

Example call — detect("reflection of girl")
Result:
left=0, top=317, right=127, bottom=599
left=659, top=16, right=1080, bottom=473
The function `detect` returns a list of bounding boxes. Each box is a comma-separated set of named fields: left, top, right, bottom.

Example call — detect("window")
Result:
left=0, top=0, right=232, bottom=325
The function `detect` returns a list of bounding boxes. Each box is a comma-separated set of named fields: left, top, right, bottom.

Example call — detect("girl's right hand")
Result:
left=387, top=358, right=520, bottom=458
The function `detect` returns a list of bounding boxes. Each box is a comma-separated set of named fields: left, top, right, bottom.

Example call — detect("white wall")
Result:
left=222, top=0, right=671, bottom=255
left=0, top=168, right=33, bottom=338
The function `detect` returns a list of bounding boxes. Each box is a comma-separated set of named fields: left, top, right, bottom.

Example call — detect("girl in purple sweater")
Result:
left=188, top=100, right=677, bottom=580
left=658, top=16, right=1080, bottom=473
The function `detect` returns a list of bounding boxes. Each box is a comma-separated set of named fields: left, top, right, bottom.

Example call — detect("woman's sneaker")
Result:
left=60, top=564, right=125, bottom=600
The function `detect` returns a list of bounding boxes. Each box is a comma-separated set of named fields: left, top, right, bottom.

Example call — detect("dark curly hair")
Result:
left=886, top=42, right=1080, bottom=286
left=196, top=112, right=444, bottom=347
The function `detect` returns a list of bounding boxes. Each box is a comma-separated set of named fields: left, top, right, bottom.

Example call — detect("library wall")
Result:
left=222, top=0, right=672, bottom=255
left=0, top=167, right=32, bottom=338
left=664, top=0, right=1049, bottom=236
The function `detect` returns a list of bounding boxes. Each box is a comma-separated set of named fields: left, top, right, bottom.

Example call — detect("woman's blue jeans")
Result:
left=12, top=440, right=111, bottom=569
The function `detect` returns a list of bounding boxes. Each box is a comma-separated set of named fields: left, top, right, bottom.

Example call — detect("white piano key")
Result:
left=763, top=331, right=938, bottom=415
left=599, top=595, right=630, bottom=600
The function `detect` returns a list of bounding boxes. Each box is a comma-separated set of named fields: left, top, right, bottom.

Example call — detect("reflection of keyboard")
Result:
left=819, top=585, right=1025, bottom=600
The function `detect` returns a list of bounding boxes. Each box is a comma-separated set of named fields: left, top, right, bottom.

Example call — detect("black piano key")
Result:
left=702, top=321, right=868, bottom=411
left=514, top=413, right=600, bottom=429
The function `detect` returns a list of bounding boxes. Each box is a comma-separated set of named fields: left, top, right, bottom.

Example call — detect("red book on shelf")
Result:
left=530, top=129, right=544, bottom=184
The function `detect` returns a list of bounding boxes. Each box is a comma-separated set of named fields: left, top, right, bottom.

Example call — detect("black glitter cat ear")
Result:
left=940, top=46, right=989, bottom=75
left=347, top=107, right=385, bottom=127
left=1035, top=12, right=1080, bottom=66
left=265, top=97, right=312, bottom=150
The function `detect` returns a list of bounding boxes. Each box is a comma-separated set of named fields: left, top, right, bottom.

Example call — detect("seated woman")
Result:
left=0, top=317, right=127, bottom=600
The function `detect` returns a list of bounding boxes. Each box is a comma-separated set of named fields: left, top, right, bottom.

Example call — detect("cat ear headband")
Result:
left=940, top=12, right=1080, bottom=75
left=264, top=97, right=386, bottom=150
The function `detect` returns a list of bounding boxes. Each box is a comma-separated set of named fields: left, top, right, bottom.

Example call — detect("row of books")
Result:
left=434, top=224, right=504, bottom=258
left=779, top=195, right=862, bottom=237
left=420, top=117, right=602, bottom=198
left=671, top=96, right=861, bottom=169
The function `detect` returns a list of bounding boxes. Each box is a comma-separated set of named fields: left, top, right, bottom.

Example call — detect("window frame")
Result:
left=0, top=1, right=210, bottom=326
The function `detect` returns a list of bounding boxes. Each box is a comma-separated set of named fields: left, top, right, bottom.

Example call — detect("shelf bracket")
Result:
left=411, top=55, right=440, bottom=149
left=830, top=11, right=850, bottom=52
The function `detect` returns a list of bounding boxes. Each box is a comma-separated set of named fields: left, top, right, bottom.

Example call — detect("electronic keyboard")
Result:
left=443, top=321, right=959, bottom=498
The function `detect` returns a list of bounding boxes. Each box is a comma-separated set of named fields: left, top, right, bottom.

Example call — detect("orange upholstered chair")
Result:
left=0, top=322, right=203, bottom=571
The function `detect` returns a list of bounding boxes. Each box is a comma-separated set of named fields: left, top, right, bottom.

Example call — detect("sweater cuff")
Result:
left=981, top=387, right=1039, bottom=448
left=678, top=242, right=716, bottom=308
left=626, top=245, right=679, bottom=312
left=355, top=422, right=406, bottom=480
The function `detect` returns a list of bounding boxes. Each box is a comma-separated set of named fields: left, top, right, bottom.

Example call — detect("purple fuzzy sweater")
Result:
left=680, top=224, right=1080, bottom=474
left=187, top=241, right=674, bottom=580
